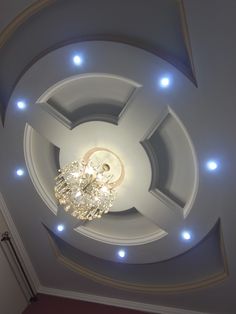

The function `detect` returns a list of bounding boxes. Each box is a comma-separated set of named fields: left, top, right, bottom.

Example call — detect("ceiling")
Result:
left=0, top=0, right=236, bottom=313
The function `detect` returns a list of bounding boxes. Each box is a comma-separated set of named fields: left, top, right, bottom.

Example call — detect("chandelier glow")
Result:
left=54, top=159, right=116, bottom=221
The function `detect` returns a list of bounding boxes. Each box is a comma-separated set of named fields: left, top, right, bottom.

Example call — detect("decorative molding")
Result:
left=76, top=224, right=167, bottom=246
left=0, top=190, right=212, bottom=314
left=149, top=189, right=184, bottom=217
left=46, top=224, right=228, bottom=294
left=23, top=123, right=58, bottom=215
left=42, top=100, right=120, bottom=130
left=39, top=101, right=75, bottom=130
left=167, top=107, right=199, bottom=219
left=38, top=73, right=140, bottom=130
left=38, top=285, right=208, bottom=314
left=0, top=0, right=56, bottom=49
left=1, top=34, right=196, bottom=127
left=24, top=122, right=166, bottom=246
left=0, top=0, right=197, bottom=125
left=83, top=147, right=125, bottom=188
left=116, top=82, right=140, bottom=125
left=219, top=224, right=230, bottom=278
left=0, top=101, right=4, bottom=126
left=0, top=0, right=197, bottom=84
left=0, top=192, right=40, bottom=292
left=0, top=192, right=225, bottom=314
left=179, top=0, right=197, bottom=86
left=141, top=107, right=199, bottom=219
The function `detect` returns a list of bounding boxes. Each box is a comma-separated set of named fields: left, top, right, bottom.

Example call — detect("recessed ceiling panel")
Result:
left=39, top=74, right=140, bottom=129
left=141, top=109, right=197, bottom=217
left=24, top=124, right=59, bottom=215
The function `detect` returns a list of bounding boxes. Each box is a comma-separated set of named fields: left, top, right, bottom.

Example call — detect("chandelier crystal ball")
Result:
left=54, top=159, right=116, bottom=221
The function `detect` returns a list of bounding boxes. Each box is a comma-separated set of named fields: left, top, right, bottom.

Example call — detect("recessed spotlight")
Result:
left=206, top=160, right=218, bottom=171
left=181, top=231, right=191, bottom=241
left=57, top=224, right=64, bottom=232
left=16, top=168, right=24, bottom=176
left=159, top=77, right=170, bottom=88
left=17, top=100, right=26, bottom=110
left=118, top=249, right=126, bottom=258
left=73, top=55, right=83, bottom=66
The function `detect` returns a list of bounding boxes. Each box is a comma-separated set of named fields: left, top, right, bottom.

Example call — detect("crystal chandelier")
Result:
left=54, top=159, right=116, bottom=221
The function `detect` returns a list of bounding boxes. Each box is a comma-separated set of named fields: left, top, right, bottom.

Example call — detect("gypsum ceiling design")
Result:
left=0, top=0, right=196, bottom=124
left=1, top=1, right=236, bottom=313
left=3, top=41, right=220, bottom=265
left=44, top=220, right=228, bottom=293
left=23, top=71, right=196, bottom=248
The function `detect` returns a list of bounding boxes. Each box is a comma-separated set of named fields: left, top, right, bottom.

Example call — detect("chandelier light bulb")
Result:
left=72, top=172, right=80, bottom=178
left=75, top=191, right=81, bottom=198
left=54, top=148, right=124, bottom=221
left=97, top=173, right=103, bottom=180
left=54, top=158, right=116, bottom=221
left=101, top=186, right=108, bottom=193
left=85, top=166, right=94, bottom=175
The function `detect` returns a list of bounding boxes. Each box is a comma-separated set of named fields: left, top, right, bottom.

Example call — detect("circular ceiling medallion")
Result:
left=13, top=41, right=216, bottom=264
left=82, top=147, right=125, bottom=188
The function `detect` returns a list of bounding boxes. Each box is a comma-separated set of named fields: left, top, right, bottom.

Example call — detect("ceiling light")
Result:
left=57, top=224, right=64, bottom=232
left=73, top=55, right=82, bottom=66
left=181, top=231, right=191, bottom=241
left=55, top=159, right=115, bottom=221
left=118, top=249, right=126, bottom=258
left=17, top=100, right=26, bottom=110
left=159, top=77, right=170, bottom=88
left=206, top=160, right=218, bottom=171
left=16, top=168, right=24, bottom=176
left=55, top=148, right=124, bottom=221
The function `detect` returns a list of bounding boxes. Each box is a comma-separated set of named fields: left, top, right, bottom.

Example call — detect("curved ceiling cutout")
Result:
left=76, top=209, right=167, bottom=246
left=45, top=221, right=228, bottom=293
left=37, top=74, right=141, bottom=129
left=141, top=107, right=198, bottom=218
left=24, top=123, right=59, bottom=215
left=0, top=0, right=196, bottom=124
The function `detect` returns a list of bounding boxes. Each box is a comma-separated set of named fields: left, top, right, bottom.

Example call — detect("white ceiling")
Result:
left=0, top=0, right=236, bottom=313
